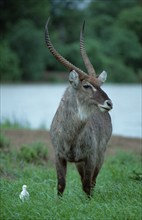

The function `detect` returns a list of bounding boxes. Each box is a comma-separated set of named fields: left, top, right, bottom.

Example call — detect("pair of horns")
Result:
left=45, top=18, right=96, bottom=81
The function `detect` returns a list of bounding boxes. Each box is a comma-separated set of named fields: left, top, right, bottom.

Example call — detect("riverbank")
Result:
left=1, top=128, right=141, bottom=219
left=2, top=128, right=141, bottom=162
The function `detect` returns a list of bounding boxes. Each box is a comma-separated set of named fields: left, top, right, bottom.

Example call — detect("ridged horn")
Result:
left=80, top=21, right=96, bottom=76
left=45, top=18, right=87, bottom=80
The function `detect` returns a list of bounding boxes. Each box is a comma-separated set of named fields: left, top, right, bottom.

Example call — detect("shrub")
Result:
left=0, top=118, right=30, bottom=129
left=0, top=134, right=10, bottom=150
left=18, top=142, right=48, bottom=164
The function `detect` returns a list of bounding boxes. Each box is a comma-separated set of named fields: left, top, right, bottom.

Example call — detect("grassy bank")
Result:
left=0, top=130, right=142, bottom=220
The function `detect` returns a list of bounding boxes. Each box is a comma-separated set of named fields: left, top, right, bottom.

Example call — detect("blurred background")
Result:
left=0, top=0, right=142, bottom=137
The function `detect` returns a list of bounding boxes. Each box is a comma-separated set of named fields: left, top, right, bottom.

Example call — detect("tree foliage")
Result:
left=9, top=20, right=46, bottom=81
left=0, top=0, right=141, bottom=83
left=0, top=41, right=21, bottom=81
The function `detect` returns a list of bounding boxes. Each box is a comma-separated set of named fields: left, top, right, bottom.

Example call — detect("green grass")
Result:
left=0, top=138, right=142, bottom=220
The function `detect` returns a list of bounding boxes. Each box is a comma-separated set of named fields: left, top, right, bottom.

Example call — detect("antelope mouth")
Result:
left=100, top=106, right=111, bottom=111
left=98, top=100, right=113, bottom=112
left=98, top=106, right=112, bottom=112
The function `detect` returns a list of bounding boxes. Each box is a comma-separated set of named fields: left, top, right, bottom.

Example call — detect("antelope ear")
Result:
left=97, top=70, right=107, bottom=86
left=69, top=70, right=80, bottom=88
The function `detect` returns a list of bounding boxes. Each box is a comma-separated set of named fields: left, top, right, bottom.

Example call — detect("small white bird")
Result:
left=19, top=185, right=29, bottom=202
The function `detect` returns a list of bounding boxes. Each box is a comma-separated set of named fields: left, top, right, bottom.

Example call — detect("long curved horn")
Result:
left=45, top=18, right=87, bottom=80
left=80, top=21, right=96, bottom=76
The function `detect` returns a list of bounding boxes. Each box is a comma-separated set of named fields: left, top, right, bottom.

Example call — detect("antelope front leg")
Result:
left=76, top=162, right=84, bottom=183
left=82, top=161, right=93, bottom=197
left=56, top=157, right=67, bottom=196
left=91, top=167, right=99, bottom=189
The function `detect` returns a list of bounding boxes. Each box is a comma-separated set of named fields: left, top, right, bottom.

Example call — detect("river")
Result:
left=0, top=84, right=141, bottom=138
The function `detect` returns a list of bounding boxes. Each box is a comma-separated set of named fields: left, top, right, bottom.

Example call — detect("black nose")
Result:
left=106, top=100, right=113, bottom=109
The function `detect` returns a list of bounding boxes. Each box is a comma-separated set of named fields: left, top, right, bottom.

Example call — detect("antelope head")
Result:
left=45, top=18, right=113, bottom=114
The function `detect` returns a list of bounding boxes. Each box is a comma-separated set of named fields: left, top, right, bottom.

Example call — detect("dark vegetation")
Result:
left=0, top=0, right=142, bottom=83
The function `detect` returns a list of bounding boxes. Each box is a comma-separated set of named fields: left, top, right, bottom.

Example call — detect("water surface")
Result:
left=1, top=84, right=141, bottom=138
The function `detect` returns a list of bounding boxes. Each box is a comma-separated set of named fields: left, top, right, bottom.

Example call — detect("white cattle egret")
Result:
left=19, top=185, right=29, bottom=202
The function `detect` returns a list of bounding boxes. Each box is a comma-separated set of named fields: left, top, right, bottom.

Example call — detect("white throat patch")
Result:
left=77, top=100, right=90, bottom=121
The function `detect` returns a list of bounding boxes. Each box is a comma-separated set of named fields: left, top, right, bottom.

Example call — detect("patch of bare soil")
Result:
left=1, top=129, right=142, bottom=162
left=107, top=136, right=141, bottom=156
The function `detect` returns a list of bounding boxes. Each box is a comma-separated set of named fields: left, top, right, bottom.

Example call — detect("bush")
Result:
left=18, top=142, right=48, bottom=164
left=0, top=118, right=30, bottom=129
left=0, top=134, right=10, bottom=150
left=0, top=41, right=21, bottom=81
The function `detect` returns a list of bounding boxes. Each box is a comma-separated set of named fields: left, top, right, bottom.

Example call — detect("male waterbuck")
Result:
left=45, top=18, right=113, bottom=197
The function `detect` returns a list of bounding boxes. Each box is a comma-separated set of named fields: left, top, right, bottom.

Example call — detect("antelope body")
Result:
left=45, top=19, right=113, bottom=197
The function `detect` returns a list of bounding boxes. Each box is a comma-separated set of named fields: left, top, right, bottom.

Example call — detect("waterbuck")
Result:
left=45, top=18, right=113, bottom=197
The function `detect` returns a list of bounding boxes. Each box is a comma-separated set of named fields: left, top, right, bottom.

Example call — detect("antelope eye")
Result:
left=83, top=84, right=91, bottom=89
